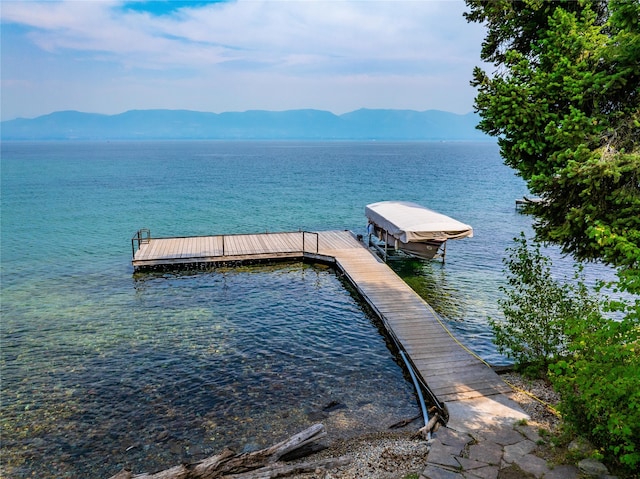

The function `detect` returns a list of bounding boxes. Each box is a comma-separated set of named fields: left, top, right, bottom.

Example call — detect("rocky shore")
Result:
left=284, top=372, right=621, bottom=479
left=104, top=371, right=626, bottom=479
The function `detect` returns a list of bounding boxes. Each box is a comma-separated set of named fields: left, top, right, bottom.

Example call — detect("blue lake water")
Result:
left=0, top=140, right=615, bottom=478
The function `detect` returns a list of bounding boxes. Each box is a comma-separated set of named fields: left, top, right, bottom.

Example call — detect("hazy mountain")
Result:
left=1, top=108, right=488, bottom=140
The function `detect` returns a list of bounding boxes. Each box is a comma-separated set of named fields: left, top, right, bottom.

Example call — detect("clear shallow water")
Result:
left=0, top=140, right=617, bottom=477
left=2, top=262, right=417, bottom=478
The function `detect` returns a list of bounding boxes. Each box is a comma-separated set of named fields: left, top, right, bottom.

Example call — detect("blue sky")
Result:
left=1, top=0, right=489, bottom=120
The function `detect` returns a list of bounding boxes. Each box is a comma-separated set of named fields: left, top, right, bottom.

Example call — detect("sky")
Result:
left=0, top=0, right=489, bottom=121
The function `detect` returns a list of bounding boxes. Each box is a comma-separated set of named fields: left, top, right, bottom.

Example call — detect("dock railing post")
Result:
left=302, top=231, right=319, bottom=254
left=131, top=233, right=137, bottom=259
left=131, top=228, right=150, bottom=259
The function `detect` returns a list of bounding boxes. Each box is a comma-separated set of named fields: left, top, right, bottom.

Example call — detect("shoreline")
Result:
left=101, top=371, right=570, bottom=479
left=285, top=371, right=562, bottom=479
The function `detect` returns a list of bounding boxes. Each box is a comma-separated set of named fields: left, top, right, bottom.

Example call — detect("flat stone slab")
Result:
left=456, top=456, right=489, bottom=470
left=434, top=427, right=474, bottom=453
left=480, top=426, right=528, bottom=446
left=467, top=441, right=504, bottom=466
left=464, top=465, right=499, bottom=479
left=421, top=464, right=464, bottom=479
left=427, top=441, right=464, bottom=468
left=544, top=464, right=580, bottom=479
left=446, top=395, right=529, bottom=434
left=503, top=440, right=537, bottom=463
left=513, top=453, right=550, bottom=477
left=514, top=423, right=543, bottom=443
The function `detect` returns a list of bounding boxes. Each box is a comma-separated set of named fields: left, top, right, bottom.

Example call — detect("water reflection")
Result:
left=388, top=257, right=464, bottom=321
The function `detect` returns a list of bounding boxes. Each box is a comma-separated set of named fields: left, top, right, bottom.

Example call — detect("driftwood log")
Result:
left=414, top=413, right=441, bottom=440
left=107, top=423, right=351, bottom=479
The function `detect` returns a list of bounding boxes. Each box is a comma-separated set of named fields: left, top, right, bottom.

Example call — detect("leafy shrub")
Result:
left=549, top=304, right=640, bottom=471
left=492, top=233, right=640, bottom=472
left=489, top=233, right=598, bottom=376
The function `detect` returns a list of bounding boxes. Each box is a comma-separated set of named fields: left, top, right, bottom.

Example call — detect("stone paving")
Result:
left=420, top=421, right=582, bottom=479
left=420, top=395, right=581, bottom=479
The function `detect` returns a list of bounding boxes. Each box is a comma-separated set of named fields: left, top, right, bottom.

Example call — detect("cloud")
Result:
left=1, top=0, right=487, bottom=119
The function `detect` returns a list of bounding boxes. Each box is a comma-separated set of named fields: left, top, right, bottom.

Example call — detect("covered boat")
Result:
left=365, top=201, right=473, bottom=261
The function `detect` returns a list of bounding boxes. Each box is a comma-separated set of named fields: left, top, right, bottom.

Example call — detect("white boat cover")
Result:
left=365, top=201, right=473, bottom=243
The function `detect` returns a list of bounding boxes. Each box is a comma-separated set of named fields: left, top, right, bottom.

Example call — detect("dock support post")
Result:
left=384, top=231, right=388, bottom=262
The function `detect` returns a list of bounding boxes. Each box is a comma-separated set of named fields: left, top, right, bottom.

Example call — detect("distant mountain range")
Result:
left=1, top=108, right=488, bottom=140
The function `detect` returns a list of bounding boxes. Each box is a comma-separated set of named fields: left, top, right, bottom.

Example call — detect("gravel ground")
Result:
left=285, top=371, right=561, bottom=479
left=500, top=372, right=561, bottom=431
left=289, top=430, right=430, bottom=479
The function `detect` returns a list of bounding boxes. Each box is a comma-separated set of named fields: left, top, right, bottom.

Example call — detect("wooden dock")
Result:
left=132, top=229, right=511, bottom=407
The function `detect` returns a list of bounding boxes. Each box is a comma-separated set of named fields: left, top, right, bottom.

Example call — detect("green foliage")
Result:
left=465, top=0, right=640, bottom=273
left=549, top=312, right=640, bottom=470
left=467, top=2, right=640, bottom=470
left=489, top=233, right=599, bottom=376
left=492, top=234, right=640, bottom=472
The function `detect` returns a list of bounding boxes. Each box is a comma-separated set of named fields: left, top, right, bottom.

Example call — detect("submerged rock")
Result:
left=323, top=400, right=347, bottom=412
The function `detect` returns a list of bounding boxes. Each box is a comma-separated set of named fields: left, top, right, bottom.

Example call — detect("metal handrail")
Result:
left=302, top=231, right=319, bottom=254
left=131, top=228, right=151, bottom=258
left=131, top=229, right=321, bottom=263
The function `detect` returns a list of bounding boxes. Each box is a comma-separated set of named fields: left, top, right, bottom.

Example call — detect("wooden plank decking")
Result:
left=132, top=230, right=511, bottom=405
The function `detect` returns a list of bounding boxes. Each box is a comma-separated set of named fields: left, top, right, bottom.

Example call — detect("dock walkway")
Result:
left=132, top=229, right=533, bottom=478
left=132, top=229, right=513, bottom=406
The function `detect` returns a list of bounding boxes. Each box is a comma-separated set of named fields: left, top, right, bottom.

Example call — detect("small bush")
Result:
left=549, top=314, right=640, bottom=471
left=492, top=233, right=640, bottom=473
left=489, top=233, right=597, bottom=376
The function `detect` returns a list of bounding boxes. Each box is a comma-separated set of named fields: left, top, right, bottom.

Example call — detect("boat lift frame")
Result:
left=367, top=229, right=447, bottom=264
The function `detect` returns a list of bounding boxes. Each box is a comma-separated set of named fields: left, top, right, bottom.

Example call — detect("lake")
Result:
left=0, top=140, right=609, bottom=478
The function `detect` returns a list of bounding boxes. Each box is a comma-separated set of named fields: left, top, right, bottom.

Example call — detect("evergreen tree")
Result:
left=465, top=0, right=640, bottom=284
left=468, top=2, right=640, bottom=469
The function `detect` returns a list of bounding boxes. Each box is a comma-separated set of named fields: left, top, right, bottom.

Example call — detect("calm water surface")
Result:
left=0, top=141, right=615, bottom=478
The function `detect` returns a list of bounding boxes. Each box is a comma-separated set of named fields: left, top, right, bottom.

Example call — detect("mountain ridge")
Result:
left=1, top=108, right=488, bottom=140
